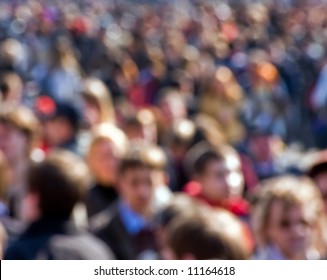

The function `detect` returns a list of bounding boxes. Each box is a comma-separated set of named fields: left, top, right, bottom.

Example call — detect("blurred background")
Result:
left=1, top=0, right=327, bottom=260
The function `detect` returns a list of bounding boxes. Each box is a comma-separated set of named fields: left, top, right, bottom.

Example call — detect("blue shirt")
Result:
left=118, top=201, right=149, bottom=236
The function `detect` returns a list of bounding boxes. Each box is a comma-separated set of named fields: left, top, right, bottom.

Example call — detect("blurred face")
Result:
left=313, top=172, right=327, bottom=213
left=160, top=97, right=186, bottom=124
left=266, top=200, right=312, bottom=259
left=83, top=99, right=101, bottom=128
left=43, top=117, right=74, bottom=147
left=124, top=124, right=145, bottom=141
left=0, top=123, right=28, bottom=163
left=249, top=135, right=273, bottom=162
left=199, top=160, right=230, bottom=202
left=119, top=166, right=154, bottom=215
left=88, top=140, right=119, bottom=185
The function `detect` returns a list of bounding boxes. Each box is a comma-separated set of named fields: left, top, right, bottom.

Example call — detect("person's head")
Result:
left=118, top=145, right=156, bottom=216
left=155, top=194, right=204, bottom=259
left=252, top=176, right=327, bottom=259
left=82, top=78, right=116, bottom=128
left=166, top=207, right=248, bottom=260
left=35, top=97, right=78, bottom=146
left=0, top=105, right=39, bottom=164
left=308, top=150, right=327, bottom=213
left=22, top=149, right=90, bottom=222
left=157, top=87, right=187, bottom=125
left=0, top=72, right=23, bottom=105
left=87, top=124, right=128, bottom=186
left=123, top=108, right=158, bottom=144
left=247, top=130, right=284, bottom=163
left=187, top=142, right=230, bottom=202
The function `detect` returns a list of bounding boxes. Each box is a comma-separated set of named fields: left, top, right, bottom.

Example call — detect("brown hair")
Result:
left=28, top=150, right=90, bottom=219
left=0, top=105, right=40, bottom=154
left=167, top=207, right=248, bottom=260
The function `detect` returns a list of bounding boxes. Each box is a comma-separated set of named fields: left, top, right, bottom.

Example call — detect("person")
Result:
left=4, top=150, right=114, bottom=260
left=86, top=124, right=128, bottom=218
left=90, top=145, right=159, bottom=260
left=183, top=142, right=249, bottom=218
left=165, top=206, right=249, bottom=260
left=252, top=176, right=327, bottom=260
left=0, top=105, right=40, bottom=220
left=155, top=194, right=204, bottom=260
left=0, top=72, right=24, bottom=105
left=308, top=150, right=327, bottom=213
left=82, top=78, right=116, bottom=129
left=35, top=98, right=81, bottom=154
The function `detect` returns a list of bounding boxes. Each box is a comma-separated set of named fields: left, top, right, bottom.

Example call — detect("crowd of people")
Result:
left=1, top=0, right=327, bottom=260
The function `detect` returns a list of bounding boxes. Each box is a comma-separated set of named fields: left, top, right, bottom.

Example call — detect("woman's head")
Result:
left=82, top=78, right=116, bottom=128
left=87, top=124, right=128, bottom=185
left=252, top=176, right=327, bottom=259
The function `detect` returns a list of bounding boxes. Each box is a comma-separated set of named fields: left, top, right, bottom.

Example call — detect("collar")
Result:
left=118, top=200, right=149, bottom=236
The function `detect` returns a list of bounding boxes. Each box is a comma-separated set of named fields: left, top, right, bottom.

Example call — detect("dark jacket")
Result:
left=85, top=183, right=118, bottom=218
left=90, top=203, right=158, bottom=260
left=4, top=218, right=114, bottom=260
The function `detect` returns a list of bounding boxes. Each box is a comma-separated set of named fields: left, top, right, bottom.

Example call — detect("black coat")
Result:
left=4, top=218, right=114, bottom=260
left=85, top=183, right=118, bottom=218
left=90, top=203, right=158, bottom=260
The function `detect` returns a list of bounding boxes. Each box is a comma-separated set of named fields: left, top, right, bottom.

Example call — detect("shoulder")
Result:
left=44, top=232, right=115, bottom=260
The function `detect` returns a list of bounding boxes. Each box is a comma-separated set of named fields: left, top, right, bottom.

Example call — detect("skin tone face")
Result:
left=83, top=100, right=101, bottom=128
left=88, top=140, right=119, bottom=186
left=265, top=200, right=312, bottom=260
left=0, top=123, right=28, bottom=164
left=43, top=117, right=74, bottom=147
left=313, top=172, right=327, bottom=213
left=198, top=160, right=230, bottom=202
left=118, top=166, right=154, bottom=216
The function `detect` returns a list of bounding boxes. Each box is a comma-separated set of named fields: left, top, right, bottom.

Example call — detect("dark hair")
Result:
left=193, top=149, right=224, bottom=175
left=28, top=150, right=90, bottom=219
left=308, top=162, right=327, bottom=178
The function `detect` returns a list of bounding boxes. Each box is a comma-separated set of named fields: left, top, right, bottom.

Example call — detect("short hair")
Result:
left=252, top=176, right=327, bottom=255
left=28, top=150, right=90, bottom=219
left=155, top=194, right=202, bottom=227
left=118, top=143, right=167, bottom=175
left=167, top=207, right=248, bottom=259
left=185, top=142, right=225, bottom=176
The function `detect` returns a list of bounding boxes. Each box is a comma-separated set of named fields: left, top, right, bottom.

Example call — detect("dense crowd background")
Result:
left=1, top=0, right=327, bottom=260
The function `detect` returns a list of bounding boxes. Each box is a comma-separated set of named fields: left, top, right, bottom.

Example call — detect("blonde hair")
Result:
left=83, top=78, right=116, bottom=125
left=88, top=123, right=128, bottom=159
left=252, top=176, right=327, bottom=257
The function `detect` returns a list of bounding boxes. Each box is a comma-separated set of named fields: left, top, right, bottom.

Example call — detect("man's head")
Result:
left=189, top=143, right=230, bottom=202
left=0, top=106, right=39, bottom=164
left=252, top=176, right=326, bottom=259
left=166, top=207, right=248, bottom=260
left=118, top=145, right=156, bottom=216
left=23, top=150, right=90, bottom=221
